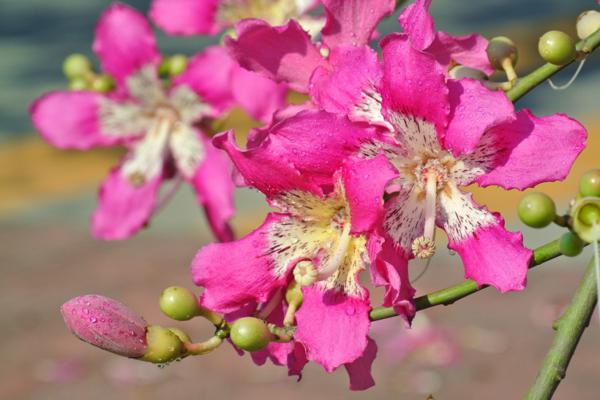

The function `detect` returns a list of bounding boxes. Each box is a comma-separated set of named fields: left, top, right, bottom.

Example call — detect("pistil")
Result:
left=412, top=170, right=437, bottom=259
left=317, top=222, right=352, bottom=281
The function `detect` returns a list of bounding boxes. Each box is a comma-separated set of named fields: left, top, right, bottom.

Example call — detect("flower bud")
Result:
left=518, top=192, right=556, bottom=228
left=230, top=317, right=272, bottom=352
left=168, top=54, right=188, bottom=76
left=62, top=53, right=92, bottom=80
left=61, top=295, right=147, bottom=358
left=448, top=65, right=488, bottom=81
left=486, top=36, right=518, bottom=70
left=538, top=31, right=576, bottom=65
left=570, top=197, right=600, bottom=243
left=576, top=10, right=600, bottom=40
left=141, top=326, right=185, bottom=363
left=159, top=286, right=200, bottom=321
left=91, top=75, right=115, bottom=93
left=68, top=77, right=89, bottom=91
left=559, top=232, right=584, bottom=257
left=579, top=169, right=600, bottom=198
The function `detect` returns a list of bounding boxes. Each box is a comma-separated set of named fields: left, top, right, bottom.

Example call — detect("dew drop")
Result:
left=345, top=306, right=356, bottom=316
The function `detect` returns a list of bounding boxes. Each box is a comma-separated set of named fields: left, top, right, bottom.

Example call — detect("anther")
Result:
left=412, top=236, right=436, bottom=259
left=293, top=260, right=318, bottom=286
left=317, top=222, right=352, bottom=281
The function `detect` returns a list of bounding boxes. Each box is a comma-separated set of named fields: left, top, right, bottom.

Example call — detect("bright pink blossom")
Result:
left=30, top=3, right=286, bottom=241
left=191, top=110, right=416, bottom=389
left=150, top=0, right=320, bottom=36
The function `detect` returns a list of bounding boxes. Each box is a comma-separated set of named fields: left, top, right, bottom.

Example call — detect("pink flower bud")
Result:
left=61, top=295, right=148, bottom=358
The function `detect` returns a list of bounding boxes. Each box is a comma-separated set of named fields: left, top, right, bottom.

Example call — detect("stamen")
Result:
left=293, top=260, right=318, bottom=286
left=317, top=222, right=352, bottom=281
left=412, top=170, right=438, bottom=259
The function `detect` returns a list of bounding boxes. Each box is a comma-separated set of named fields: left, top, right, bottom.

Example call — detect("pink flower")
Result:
left=30, top=3, right=286, bottom=241
left=149, top=0, right=320, bottom=36
left=191, top=111, right=416, bottom=390
left=225, top=0, right=396, bottom=92
left=61, top=295, right=148, bottom=358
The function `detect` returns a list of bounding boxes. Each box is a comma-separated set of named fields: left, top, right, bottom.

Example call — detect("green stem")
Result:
left=525, top=258, right=597, bottom=400
left=369, top=238, right=572, bottom=321
left=506, top=28, right=600, bottom=103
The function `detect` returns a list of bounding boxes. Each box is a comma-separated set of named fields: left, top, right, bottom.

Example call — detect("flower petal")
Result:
left=438, top=184, right=530, bottom=292
left=192, top=213, right=290, bottom=314
left=149, top=0, right=220, bottom=36
left=173, top=46, right=236, bottom=116
left=429, top=31, right=494, bottom=75
left=398, top=0, right=435, bottom=50
left=225, top=19, right=326, bottom=92
left=472, top=110, right=587, bottom=190
left=383, top=187, right=425, bottom=256
left=342, top=154, right=396, bottom=234
left=230, top=64, right=288, bottom=123
left=189, top=131, right=235, bottom=242
left=294, top=286, right=370, bottom=372
left=309, top=45, right=388, bottom=128
left=213, top=130, right=322, bottom=198
left=93, top=3, right=160, bottom=87
left=91, top=165, right=162, bottom=240
left=344, top=337, right=377, bottom=391
left=321, top=0, right=395, bottom=49
left=367, top=234, right=415, bottom=320
left=381, top=33, right=449, bottom=134
left=30, top=91, right=123, bottom=149
left=444, top=79, right=515, bottom=156
left=448, top=214, right=530, bottom=292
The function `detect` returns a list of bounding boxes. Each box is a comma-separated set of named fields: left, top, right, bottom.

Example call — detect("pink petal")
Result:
left=398, top=0, right=435, bottom=50
left=309, top=45, right=387, bottom=127
left=230, top=64, right=288, bottom=123
left=475, top=110, right=587, bottom=190
left=429, top=31, right=494, bottom=75
left=381, top=33, right=449, bottom=134
left=448, top=214, right=531, bottom=292
left=225, top=19, right=326, bottom=92
left=30, top=91, right=122, bottom=150
left=294, top=286, right=371, bottom=372
left=213, top=129, right=322, bottom=198
left=190, top=132, right=235, bottom=242
left=344, top=338, right=378, bottom=391
left=192, top=213, right=289, bottom=314
left=321, top=0, right=395, bottom=48
left=91, top=165, right=162, bottom=240
left=287, top=343, right=309, bottom=379
left=149, top=0, right=220, bottom=36
left=173, top=46, right=236, bottom=116
left=444, top=79, right=515, bottom=156
left=367, top=233, right=415, bottom=320
left=342, top=154, right=396, bottom=234
left=93, top=3, right=160, bottom=87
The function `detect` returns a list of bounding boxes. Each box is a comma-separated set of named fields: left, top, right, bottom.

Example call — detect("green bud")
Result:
left=559, top=232, right=584, bottom=257
left=579, top=169, right=600, bottom=198
left=518, top=192, right=556, bottom=228
left=168, top=327, right=190, bottom=343
left=168, top=54, right=188, bottom=76
left=448, top=65, right=488, bottom=81
left=63, top=53, right=92, bottom=80
left=69, top=77, right=89, bottom=91
left=141, top=325, right=185, bottom=363
left=91, top=74, right=115, bottom=92
left=576, top=10, right=600, bottom=40
left=570, top=197, right=600, bottom=243
left=159, top=286, right=200, bottom=321
left=538, top=31, right=576, bottom=65
left=230, top=317, right=272, bottom=352
left=486, top=36, right=518, bottom=70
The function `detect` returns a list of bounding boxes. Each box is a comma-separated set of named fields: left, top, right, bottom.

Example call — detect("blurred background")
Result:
left=1, top=0, right=599, bottom=399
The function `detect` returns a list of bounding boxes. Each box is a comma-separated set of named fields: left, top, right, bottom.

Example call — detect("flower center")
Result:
left=410, top=154, right=456, bottom=259
left=218, top=0, right=298, bottom=26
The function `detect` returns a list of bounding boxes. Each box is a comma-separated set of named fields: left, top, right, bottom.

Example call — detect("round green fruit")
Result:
left=159, top=286, right=200, bottom=321
left=538, top=30, right=576, bottom=65
left=518, top=192, right=556, bottom=228
left=559, top=232, right=584, bottom=257
left=230, top=317, right=272, bottom=352
left=579, top=169, right=600, bottom=198
left=63, top=53, right=92, bottom=79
